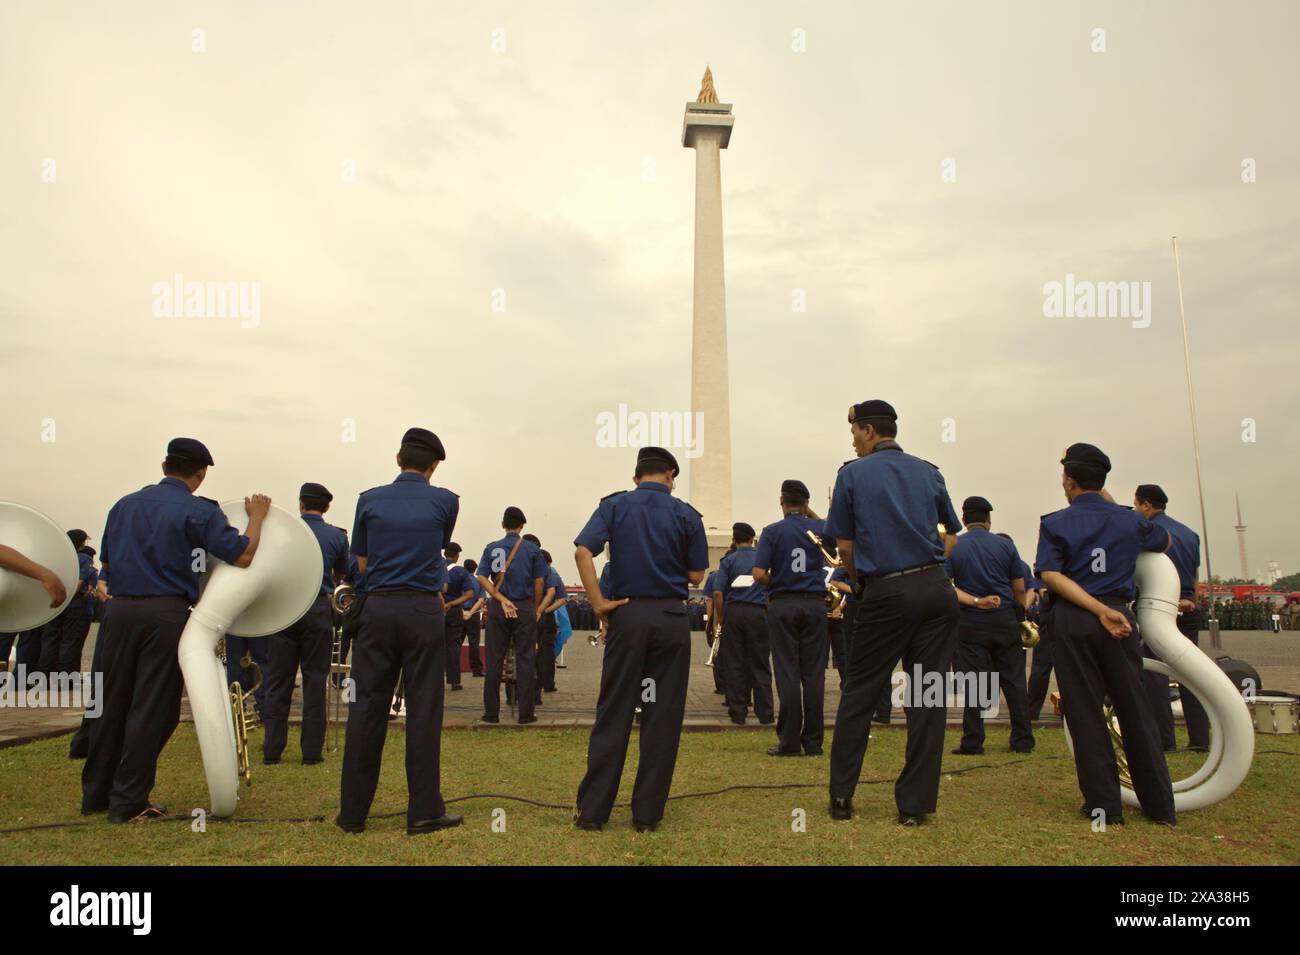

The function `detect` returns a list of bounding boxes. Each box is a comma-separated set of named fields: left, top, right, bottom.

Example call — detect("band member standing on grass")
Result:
left=572, top=447, right=708, bottom=832
left=826, top=401, right=962, bottom=826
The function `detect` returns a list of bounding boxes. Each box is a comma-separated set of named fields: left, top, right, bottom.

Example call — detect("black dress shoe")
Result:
left=872, top=715, right=892, bottom=725
left=897, top=813, right=924, bottom=827
left=450, top=684, right=463, bottom=692
left=81, top=803, right=108, bottom=816
left=544, top=685, right=558, bottom=692
left=803, top=748, right=824, bottom=756
left=714, top=688, right=726, bottom=695
left=480, top=714, right=499, bottom=724
left=303, top=756, right=324, bottom=765
left=950, top=747, right=983, bottom=756
left=767, top=746, right=800, bottom=757
left=729, top=717, right=746, bottom=726
left=472, top=672, right=484, bottom=678
left=407, top=814, right=463, bottom=835
left=263, top=756, right=281, bottom=765
left=574, top=816, right=603, bottom=831
left=758, top=717, right=775, bottom=725
left=633, top=820, right=658, bottom=833
left=829, top=797, right=853, bottom=820
left=1009, top=746, right=1034, bottom=755
left=518, top=714, right=538, bottom=725
left=1186, top=745, right=1209, bottom=753
left=335, top=815, right=365, bottom=834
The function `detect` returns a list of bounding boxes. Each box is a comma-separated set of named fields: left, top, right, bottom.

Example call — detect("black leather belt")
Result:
left=867, top=562, right=943, bottom=582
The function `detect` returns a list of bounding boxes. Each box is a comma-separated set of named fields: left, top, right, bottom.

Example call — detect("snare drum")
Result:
left=1248, top=694, right=1300, bottom=734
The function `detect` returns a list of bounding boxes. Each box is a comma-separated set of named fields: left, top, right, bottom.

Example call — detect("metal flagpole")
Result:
left=1172, top=236, right=1220, bottom=649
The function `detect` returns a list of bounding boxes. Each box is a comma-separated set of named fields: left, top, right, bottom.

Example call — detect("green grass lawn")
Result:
left=1, top=724, right=1295, bottom=865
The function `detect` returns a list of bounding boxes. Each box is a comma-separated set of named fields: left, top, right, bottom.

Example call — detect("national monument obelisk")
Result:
left=683, top=67, right=734, bottom=565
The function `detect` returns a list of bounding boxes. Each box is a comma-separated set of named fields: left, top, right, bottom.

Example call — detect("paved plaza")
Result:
left=2, top=626, right=1296, bottom=747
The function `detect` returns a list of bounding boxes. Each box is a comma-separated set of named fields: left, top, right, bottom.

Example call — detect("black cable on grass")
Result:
left=0, top=755, right=1077, bottom=832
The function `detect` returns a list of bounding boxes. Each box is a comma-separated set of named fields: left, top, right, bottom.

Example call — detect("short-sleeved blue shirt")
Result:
left=1034, top=492, right=1170, bottom=599
left=946, top=526, right=1023, bottom=608
left=351, top=472, right=459, bottom=594
left=717, top=546, right=768, bottom=605
left=826, top=444, right=961, bottom=577
left=100, top=477, right=249, bottom=602
left=573, top=481, right=708, bottom=599
left=302, top=513, right=349, bottom=595
left=1151, top=511, right=1200, bottom=599
left=753, top=515, right=827, bottom=595
left=476, top=533, right=548, bottom=602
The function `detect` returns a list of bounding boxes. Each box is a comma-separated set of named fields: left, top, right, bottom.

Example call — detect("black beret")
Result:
left=1135, top=484, right=1168, bottom=507
left=299, top=482, right=333, bottom=503
left=400, top=427, right=446, bottom=461
left=781, top=479, right=810, bottom=499
left=732, top=522, right=756, bottom=540
left=540, top=549, right=552, bottom=563
left=962, top=496, right=993, bottom=513
left=444, top=541, right=462, bottom=554
left=636, top=446, right=680, bottom=477
left=503, top=506, right=527, bottom=525
left=167, top=437, right=214, bottom=466
left=67, top=529, right=89, bottom=548
left=848, top=399, right=898, bottom=423
left=82, top=545, right=96, bottom=557
left=523, top=533, right=540, bottom=545
left=1060, top=443, right=1111, bottom=473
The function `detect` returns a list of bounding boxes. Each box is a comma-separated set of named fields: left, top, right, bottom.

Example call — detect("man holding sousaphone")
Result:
left=82, top=437, right=269, bottom=824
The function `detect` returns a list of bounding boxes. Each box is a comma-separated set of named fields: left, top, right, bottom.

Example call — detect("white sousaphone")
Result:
left=0, top=501, right=80, bottom=633
left=1064, top=551, right=1254, bottom=811
left=179, top=500, right=322, bottom=816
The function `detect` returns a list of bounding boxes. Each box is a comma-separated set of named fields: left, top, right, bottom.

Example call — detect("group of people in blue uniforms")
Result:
left=0, top=397, right=1208, bottom=832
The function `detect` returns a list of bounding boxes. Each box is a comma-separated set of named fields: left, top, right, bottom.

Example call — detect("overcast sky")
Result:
left=2, top=0, right=1296, bottom=582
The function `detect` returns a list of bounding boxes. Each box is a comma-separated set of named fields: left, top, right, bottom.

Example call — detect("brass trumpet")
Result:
left=330, top=582, right=356, bottom=614
left=806, top=530, right=847, bottom=615
left=1019, top=619, right=1041, bottom=649
left=705, top=624, right=722, bottom=667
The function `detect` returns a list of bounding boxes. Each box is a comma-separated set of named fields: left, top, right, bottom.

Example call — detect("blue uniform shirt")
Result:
left=753, top=515, right=827, bottom=595
left=598, top=563, right=613, bottom=600
left=1020, top=559, right=1042, bottom=592
left=476, top=533, right=547, bottom=602
left=946, top=527, right=1024, bottom=609
left=76, top=551, right=97, bottom=594
left=544, top=566, right=568, bottom=605
left=1151, top=511, right=1200, bottom=599
left=446, top=563, right=475, bottom=604
left=717, top=546, right=768, bottom=605
left=1034, top=492, right=1170, bottom=599
left=826, top=443, right=962, bottom=577
left=351, top=472, right=459, bottom=594
left=573, top=481, right=708, bottom=599
left=100, top=477, right=249, bottom=602
left=301, top=513, right=349, bottom=595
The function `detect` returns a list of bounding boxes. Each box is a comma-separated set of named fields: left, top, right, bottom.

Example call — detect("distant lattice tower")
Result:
left=1234, top=492, right=1250, bottom=580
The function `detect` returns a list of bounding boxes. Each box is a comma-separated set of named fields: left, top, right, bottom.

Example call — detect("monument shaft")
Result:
left=689, top=130, right=732, bottom=533
left=682, top=70, right=735, bottom=548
